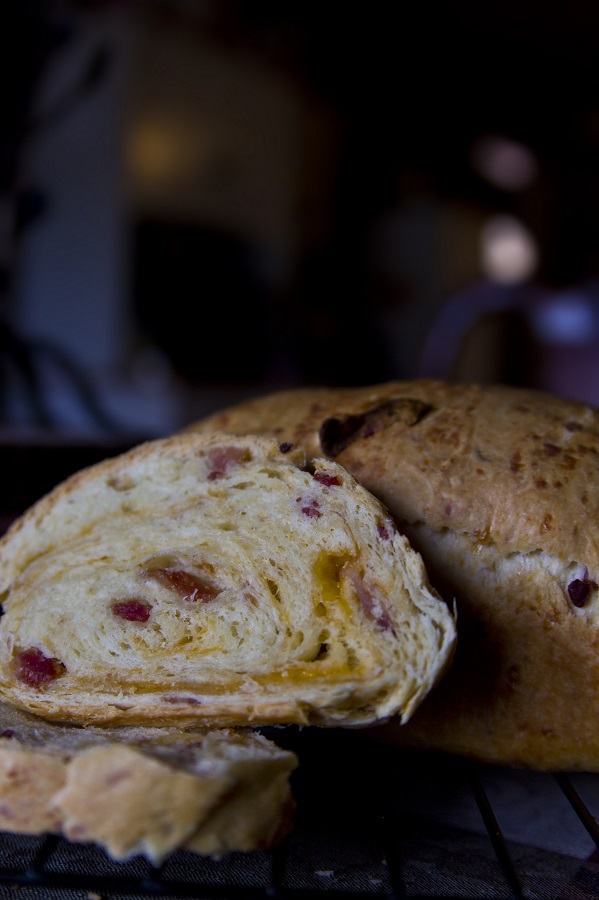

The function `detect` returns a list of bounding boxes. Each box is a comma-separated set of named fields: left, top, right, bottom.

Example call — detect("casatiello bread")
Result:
left=0, top=432, right=455, bottom=730
left=0, top=701, right=297, bottom=862
left=188, top=380, right=599, bottom=771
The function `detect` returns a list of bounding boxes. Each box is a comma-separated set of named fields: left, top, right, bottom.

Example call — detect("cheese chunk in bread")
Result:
left=0, top=433, right=455, bottom=729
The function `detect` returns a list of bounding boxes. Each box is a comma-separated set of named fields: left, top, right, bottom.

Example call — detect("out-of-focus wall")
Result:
left=5, top=1, right=599, bottom=437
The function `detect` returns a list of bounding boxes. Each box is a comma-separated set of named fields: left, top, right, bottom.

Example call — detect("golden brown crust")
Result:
left=187, top=379, right=599, bottom=562
left=188, top=379, right=599, bottom=770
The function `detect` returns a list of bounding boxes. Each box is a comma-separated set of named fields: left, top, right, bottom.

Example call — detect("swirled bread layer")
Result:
left=0, top=432, right=455, bottom=729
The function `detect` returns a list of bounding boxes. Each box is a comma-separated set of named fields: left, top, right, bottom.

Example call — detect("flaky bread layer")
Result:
left=0, top=432, right=455, bottom=728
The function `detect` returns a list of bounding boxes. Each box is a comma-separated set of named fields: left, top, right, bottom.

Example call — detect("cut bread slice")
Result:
left=0, top=432, right=455, bottom=729
left=0, top=701, right=297, bottom=862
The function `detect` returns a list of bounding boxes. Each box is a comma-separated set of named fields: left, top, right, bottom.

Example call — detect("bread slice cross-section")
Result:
left=0, top=432, right=456, bottom=729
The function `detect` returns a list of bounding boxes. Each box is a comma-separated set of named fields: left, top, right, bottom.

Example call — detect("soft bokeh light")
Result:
left=530, top=293, right=596, bottom=344
left=480, top=215, right=539, bottom=283
left=471, top=134, right=538, bottom=192
left=126, top=116, right=211, bottom=189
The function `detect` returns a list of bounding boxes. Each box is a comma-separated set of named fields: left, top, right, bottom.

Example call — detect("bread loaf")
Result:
left=188, top=380, right=599, bottom=770
left=0, top=701, right=297, bottom=862
left=0, top=431, right=455, bottom=730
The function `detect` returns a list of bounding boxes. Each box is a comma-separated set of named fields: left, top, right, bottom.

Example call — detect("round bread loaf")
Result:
left=188, top=380, right=599, bottom=770
left=0, top=432, right=455, bottom=729
left=0, top=701, right=297, bottom=862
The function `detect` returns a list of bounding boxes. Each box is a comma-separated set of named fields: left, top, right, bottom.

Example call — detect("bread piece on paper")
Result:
left=188, top=380, right=599, bottom=771
left=0, top=432, right=455, bottom=730
left=0, top=701, right=296, bottom=862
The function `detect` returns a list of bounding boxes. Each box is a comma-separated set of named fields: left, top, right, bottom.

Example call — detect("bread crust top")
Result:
left=188, top=381, right=599, bottom=770
left=189, top=379, right=599, bottom=567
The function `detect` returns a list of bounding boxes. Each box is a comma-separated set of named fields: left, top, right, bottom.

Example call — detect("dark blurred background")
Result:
left=3, top=0, right=599, bottom=439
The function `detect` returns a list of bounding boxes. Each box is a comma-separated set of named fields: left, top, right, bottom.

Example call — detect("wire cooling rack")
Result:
left=1, top=728, right=599, bottom=900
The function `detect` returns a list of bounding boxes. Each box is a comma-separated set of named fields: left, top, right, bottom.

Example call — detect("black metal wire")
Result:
left=466, top=763, right=526, bottom=899
left=555, top=773, right=599, bottom=849
left=0, top=835, right=397, bottom=899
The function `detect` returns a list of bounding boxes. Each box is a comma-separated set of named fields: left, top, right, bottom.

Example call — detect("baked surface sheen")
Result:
left=0, top=701, right=297, bottom=862
left=190, top=380, right=599, bottom=770
left=0, top=432, right=455, bottom=729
